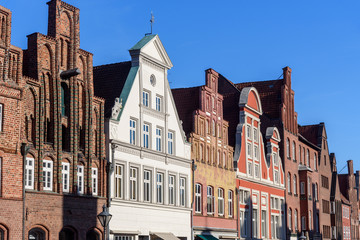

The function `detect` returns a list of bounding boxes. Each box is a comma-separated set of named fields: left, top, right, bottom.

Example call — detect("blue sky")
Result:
left=3, top=0, right=359, bottom=172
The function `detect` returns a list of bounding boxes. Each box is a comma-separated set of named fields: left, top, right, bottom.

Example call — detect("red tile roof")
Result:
left=93, top=61, right=131, bottom=118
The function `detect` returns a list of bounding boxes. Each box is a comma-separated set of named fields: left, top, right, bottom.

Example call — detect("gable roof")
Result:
left=298, top=124, right=322, bottom=147
left=129, top=34, right=157, bottom=51
left=93, top=61, right=131, bottom=118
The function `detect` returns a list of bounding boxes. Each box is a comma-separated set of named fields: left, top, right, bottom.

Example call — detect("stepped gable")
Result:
left=171, top=86, right=200, bottom=137
left=93, top=61, right=131, bottom=118
left=298, top=124, right=321, bottom=146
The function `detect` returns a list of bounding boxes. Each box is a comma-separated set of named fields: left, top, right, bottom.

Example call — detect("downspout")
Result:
left=106, top=142, right=116, bottom=240
left=236, top=188, right=239, bottom=240
left=191, top=160, right=197, bottom=240
left=21, top=143, right=30, bottom=240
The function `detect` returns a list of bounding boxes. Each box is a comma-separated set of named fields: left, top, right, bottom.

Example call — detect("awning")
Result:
left=197, top=235, right=219, bottom=240
left=151, top=232, right=181, bottom=240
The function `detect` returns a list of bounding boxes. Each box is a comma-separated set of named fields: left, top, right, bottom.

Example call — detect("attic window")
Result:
left=150, top=74, right=156, bottom=86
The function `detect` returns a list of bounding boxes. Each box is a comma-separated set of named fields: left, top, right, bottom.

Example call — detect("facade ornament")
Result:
left=111, top=97, right=122, bottom=120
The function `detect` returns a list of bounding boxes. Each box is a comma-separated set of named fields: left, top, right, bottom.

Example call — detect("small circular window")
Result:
left=150, top=74, right=156, bottom=86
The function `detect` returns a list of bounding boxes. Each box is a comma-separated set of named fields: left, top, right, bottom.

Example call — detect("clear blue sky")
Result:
left=3, top=0, right=359, bottom=172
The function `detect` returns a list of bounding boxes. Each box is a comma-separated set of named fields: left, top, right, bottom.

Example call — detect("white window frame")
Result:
left=77, top=165, right=84, bottom=194
left=129, top=167, right=138, bottom=201
left=246, top=124, right=251, bottom=139
left=130, top=119, right=136, bottom=145
left=287, top=173, right=291, bottom=194
left=248, top=161, right=252, bottom=176
left=293, top=175, right=297, bottom=195
left=228, top=190, right=233, bottom=217
left=218, top=188, right=224, bottom=216
left=143, top=123, right=150, bottom=149
left=168, top=131, right=174, bottom=155
left=168, top=174, right=175, bottom=205
left=294, top=209, right=298, bottom=231
left=142, top=90, right=149, bottom=107
left=247, top=143, right=252, bottom=157
left=25, top=157, right=35, bottom=190
left=252, top=208, right=258, bottom=238
left=92, top=167, right=98, bottom=196
left=143, top=169, right=151, bottom=202
left=286, top=138, right=290, bottom=158
left=195, top=183, right=202, bottom=213
left=274, top=170, right=279, bottom=184
left=261, top=210, right=267, bottom=238
left=43, top=159, right=53, bottom=191
left=292, top=141, right=296, bottom=161
left=288, top=208, right=292, bottom=231
left=254, top=163, right=260, bottom=178
left=156, top=172, right=164, bottom=204
left=273, top=153, right=278, bottom=166
left=180, top=177, right=186, bottom=207
left=156, top=96, right=162, bottom=111
left=254, top=145, right=258, bottom=160
left=253, top=127, right=258, bottom=142
left=115, top=164, right=124, bottom=199
left=240, top=210, right=248, bottom=237
left=156, top=127, right=162, bottom=152
left=207, top=186, right=214, bottom=214
left=62, top=162, right=70, bottom=193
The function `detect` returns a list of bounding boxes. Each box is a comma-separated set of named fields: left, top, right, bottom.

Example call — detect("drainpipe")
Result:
left=191, top=160, right=197, bottom=240
left=21, top=143, right=30, bottom=240
left=106, top=142, right=116, bottom=238
left=236, top=188, right=239, bottom=240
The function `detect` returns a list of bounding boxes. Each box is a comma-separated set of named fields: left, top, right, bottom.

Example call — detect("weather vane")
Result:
left=146, top=12, right=155, bottom=36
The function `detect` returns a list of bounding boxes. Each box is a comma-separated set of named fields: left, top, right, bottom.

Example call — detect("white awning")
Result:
left=150, top=232, right=181, bottom=240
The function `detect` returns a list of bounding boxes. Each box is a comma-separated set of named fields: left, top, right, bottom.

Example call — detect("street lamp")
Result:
left=97, top=204, right=112, bottom=240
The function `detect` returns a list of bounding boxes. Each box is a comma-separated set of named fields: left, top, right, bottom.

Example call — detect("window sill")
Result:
left=294, top=194, right=298, bottom=197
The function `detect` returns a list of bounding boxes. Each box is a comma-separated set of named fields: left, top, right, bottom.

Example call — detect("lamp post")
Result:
left=97, top=204, right=112, bottom=240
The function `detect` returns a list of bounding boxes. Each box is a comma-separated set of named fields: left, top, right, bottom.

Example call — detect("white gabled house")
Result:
left=94, top=34, right=192, bottom=240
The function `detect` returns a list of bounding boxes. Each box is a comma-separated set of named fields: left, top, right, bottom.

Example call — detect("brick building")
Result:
left=0, top=1, right=107, bottom=239
left=172, top=69, right=237, bottom=239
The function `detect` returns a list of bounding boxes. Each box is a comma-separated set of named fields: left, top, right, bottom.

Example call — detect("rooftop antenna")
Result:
left=146, top=12, right=155, bottom=36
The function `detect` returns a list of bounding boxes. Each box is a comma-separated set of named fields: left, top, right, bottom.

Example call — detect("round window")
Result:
left=150, top=74, right=156, bottom=86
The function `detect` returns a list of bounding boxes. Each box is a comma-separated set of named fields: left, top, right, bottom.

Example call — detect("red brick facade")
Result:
left=0, top=1, right=106, bottom=239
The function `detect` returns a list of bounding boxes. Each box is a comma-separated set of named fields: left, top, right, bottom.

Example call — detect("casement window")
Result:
left=314, top=153, right=317, bottom=170
left=115, top=164, right=124, bottom=198
left=254, top=145, right=258, bottom=160
left=273, top=153, right=278, bottom=166
left=294, top=209, right=298, bottom=231
left=287, top=173, right=291, bottom=194
left=129, top=167, right=138, bottom=200
left=156, top=96, right=162, bottom=111
left=306, top=149, right=310, bottom=167
left=301, top=216, right=306, bottom=230
left=299, top=145, right=302, bottom=163
left=288, top=208, right=292, bottom=230
left=228, top=190, right=233, bottom=217
left=286, top=138, right=290, bottom=158
left=239, top=189, right=250, bottom=204
left=25, top=157, right=35, bottom=190
left=261, top=210, right=267, bottom=238
left=253, top=128, right=258, bottom=142
left=129, top=119, right=136, bottom=145
left=207, top=186, right=214, bottom=214
left=156, top=128, right=162, bottom=152
left=218, top=188, right=224, bottom=216
left=321, top=175, right=329, bottom=189
left=92, top=167, right=98, bottom=196
left=254, top=163, right=259, bottom=178
left=252, top=209, right=258, bottom=238
left=300, top=182, right=305, bottom=195
left=293, top=175, right=297, bottom=195
left=240, top=210, right=248, bottom=237
left=271, top=215, right=275, bottom=239
left=247, top=161, right=252, bottom=176
left=274, top=170, right=279, bottom=184
left=42, top=160, right=53, bottom=191
left=77, top=165, right=84, bottom=194
left=167, top=131, right=174, bottom=154
left=143, top=124, right=150, bottom=148
left=292, top=141, right=296, bottom=161
left=180, top=177, right=186, bottom=207
left=115, top=235, right=135, bottom=240
left=247, top=143, right=252, bottom=157
left=156, top=172, right=164, bottom=204
left=0, top=104, right=3, bottom=131
left=195, top=184, right=202, bottom=213
left=307, top=177, right=311, bottom=198
left=62, top=162, right=70, bottom=193
left=168, top=175, right=175, bottom=205
left=142, top=91, right=149, bottom=107
left=270, top=197, right=274, bottom=209
left=276, top=215, right=280, bottom=238
left=314, top=183, right=318, bottom=201
left=143, top=170, right=151, bottom=202
left=246, top=125, right=251, bottom=138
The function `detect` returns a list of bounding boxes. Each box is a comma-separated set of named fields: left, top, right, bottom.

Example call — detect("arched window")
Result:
left=292, top=141, right=296, bottom=161
left=228, top=190, right=233, bottom=217
left=288, top=208, right=292, bottom=231
left=29, top=227, right=46, bottom=240
left=287, top=172, right=291, bottom=194
left=306, top=149, right=310, bottom=167
left=86, top=229, right=100, bottom=240
left=293, top=175, right=297, bottom=195
left=286, top=138, right=290, bottom=158
left=299, top=145, right=302, bottom=163
left=207, top=186, right=214, bottom=214
left=223, top=152, right=226, bottom=168
left=314, top=183, right=318, bottom=201
left=294, top=209, right=298, bottom=231
left=307, top=177, right=311, bottom=198
left=42, top=157, right=53, bottom=191
left=314, top=153, right=317, bottom=170
left=212, top=119, right=215, bottom=136
left=61, top=82, right=70, bottom=117
left=195, top=184, right=202, bottom=213
left=218, top=188, right=224, bottom=216
left=59, top=227, right=76, bottom=240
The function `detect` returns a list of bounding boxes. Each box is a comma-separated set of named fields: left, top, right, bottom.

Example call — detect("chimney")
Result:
left=347, top=160, right=354, bottom=175
left=282, top=66, right=292, bottom=87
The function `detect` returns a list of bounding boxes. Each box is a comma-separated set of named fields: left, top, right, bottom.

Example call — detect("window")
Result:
left=156, top=128, right=162, bottom=152
left=92, top=167, right=98, bottom=195
left=144, top=170, right=151, bottom=202
left=223, top=152, right=226, bottom=168
left=247, top=143, right=252, bottom=157
left=247, top=125, right=251, bottom=138
left=306, top=149, right=310, bottom=167
left=240, top=211, right=248, bottom=237
left=195, top=184, right=202, bottom=213
left=180, top=177, right=186, bottom=207
left=0, top=104, right=3, bottom=131
left=130, top=119, right=136, bottom=145
left=77, top=165, right=84, bottom=194
left=200, top=144, right=203, bottom=162
left=321, top=175, right=329, bottom=189
left=61, top=162, right=70, bottom=193
left=254, top=145, right=258, bottom=160
left=115, top=164, right=124, bottom=198
left=142, top=91, right=149, bottom=107
left=156, top=172, right=164, bottom=204
left=287, top=173, right=291, bottom=194
left=212, top=119, right=215, bottom=136
left=307, top=177, right=311, bottom=198
left=130, top=167, right=138, bottom=200
left=300, top=182, right=305, bottom=195
left=168, top=132, right=174, bottom=154
left=299, top=145, right=302, bottom=163
left=288, top=208, right=292, bottom=230
left=252, top=209, right=258, bottom=238
left=115, top=235, right=135, bottom=240
left=228, top=190, right=233, bottom=217
left=207, top=186, right=214, bottom=214
left=293, top=175, right=297, bottom=195
left=301, top=216, right=306, bottom=230
left=322, top=200, right=330, bottom=214
left=218, top=188, right=224, bottom=216
left=143, top=124, right=149, bottom=148
left=273, top=153, right=278, bottom=166
left=261, top=210, right=267, bottom=238
left=253, top=128, right=258, bottom=142
left=271, top=215, right=275, bottom=239
left=286, top=138, right=290, bottom=158
left=25, top=157, right=34, bottom=190
left=314, top=183, right=318, bottom=201
left=274, top=170, right=279, bottom=184
left=292, top=141, right=296, bottom=161
left=254, top=164, right=259, bottom=178
left=314, top=153, right=317, bottom=170
left=248, top=161, right=252, bottom=176
left=294, top=209, right=298, bottom=231
left=156, top=96, right=161, bottom=111
left=42, top=159, right=53, bottom=191
left=309, top=211, right=312, bottom=230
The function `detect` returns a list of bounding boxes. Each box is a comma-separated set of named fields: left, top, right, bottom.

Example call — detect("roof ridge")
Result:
left=234, top=79, right=283, bottom=85
left=94, top=61, right=131, bottom=69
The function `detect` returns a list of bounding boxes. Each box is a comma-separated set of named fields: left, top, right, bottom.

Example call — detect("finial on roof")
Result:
left=146, top=11, right=155, bottom=36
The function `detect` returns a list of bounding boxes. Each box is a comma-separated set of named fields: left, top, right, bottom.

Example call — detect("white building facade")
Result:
left=97, top=35, right=192, bottom=240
